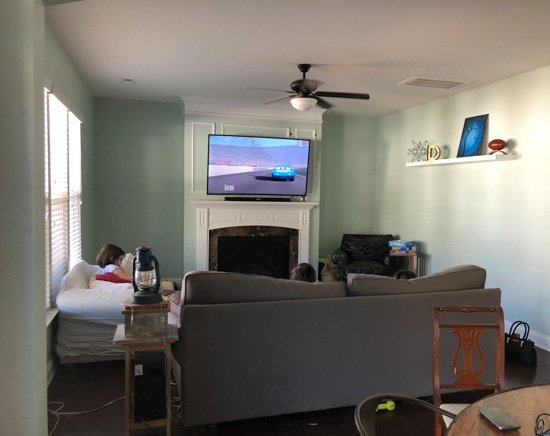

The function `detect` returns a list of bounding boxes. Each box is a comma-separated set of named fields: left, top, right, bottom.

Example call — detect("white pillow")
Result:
left=121, top=253, right=135, bottom=277
left=89, top=276, right=133, bottom=290
left=160, top=280, right=174, bottom=291
left=60, top=260, right=101, bottom=291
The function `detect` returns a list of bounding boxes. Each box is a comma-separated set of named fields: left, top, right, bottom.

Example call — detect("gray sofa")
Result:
left=171, top=265, right=501, bottom=428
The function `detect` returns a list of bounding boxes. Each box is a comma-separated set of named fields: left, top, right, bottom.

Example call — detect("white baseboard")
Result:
left=505, top=320, right=550, bottom=352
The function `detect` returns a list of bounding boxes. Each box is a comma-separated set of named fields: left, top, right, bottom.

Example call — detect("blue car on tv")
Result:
left=271, top=165, right=295, bottom=181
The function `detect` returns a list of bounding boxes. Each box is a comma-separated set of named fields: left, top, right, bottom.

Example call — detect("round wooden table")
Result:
left=446, top=384, right=550, bottom=435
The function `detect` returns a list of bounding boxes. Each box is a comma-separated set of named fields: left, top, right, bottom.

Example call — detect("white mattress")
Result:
left=56, top=260, right=134, bottom=360
left=56, top=318, right=125, bottom=360
left=56, top=287, right=134, bottom=326
left=55, top=259, right=179, bottom=362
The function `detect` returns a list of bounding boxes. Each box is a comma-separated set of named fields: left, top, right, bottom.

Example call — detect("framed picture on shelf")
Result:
left=457, top=114, right=488, bottom=157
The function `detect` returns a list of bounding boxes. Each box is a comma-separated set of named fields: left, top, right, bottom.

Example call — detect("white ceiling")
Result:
left=45, top=0, right=550, bottom=117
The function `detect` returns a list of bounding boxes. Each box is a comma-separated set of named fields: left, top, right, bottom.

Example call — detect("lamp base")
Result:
left=131, top=290, right=163, bottom=305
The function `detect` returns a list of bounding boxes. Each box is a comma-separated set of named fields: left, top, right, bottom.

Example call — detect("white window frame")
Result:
left=44, top=86, right=82, bottom=309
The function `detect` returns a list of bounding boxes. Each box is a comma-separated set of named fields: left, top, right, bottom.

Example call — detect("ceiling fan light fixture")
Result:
left=290, top=96, right=317, bottom=111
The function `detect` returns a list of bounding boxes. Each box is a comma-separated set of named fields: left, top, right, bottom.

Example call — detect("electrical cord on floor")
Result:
left=140, top=418, right=162, bottom=436
left=170, top=378, right=182, bottom=416
left=47, top=396, right=125, bottom=436
left=171, top=402, right=181, bottom=414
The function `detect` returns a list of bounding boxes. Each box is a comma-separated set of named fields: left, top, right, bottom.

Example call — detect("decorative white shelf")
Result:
left=406, top=154, right=516, bottom=167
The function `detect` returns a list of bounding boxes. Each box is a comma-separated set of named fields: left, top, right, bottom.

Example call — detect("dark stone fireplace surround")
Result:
left=193, top=200, right=317, bottom=272
left=209, top=226, right=299, bottom=278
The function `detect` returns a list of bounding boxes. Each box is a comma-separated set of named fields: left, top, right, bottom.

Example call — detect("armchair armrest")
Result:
left=331, top=248, right=349, bottom=266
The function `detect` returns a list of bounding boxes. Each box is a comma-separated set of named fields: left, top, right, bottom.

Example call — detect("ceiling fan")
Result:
left=255, top=64, right=370, bottom=111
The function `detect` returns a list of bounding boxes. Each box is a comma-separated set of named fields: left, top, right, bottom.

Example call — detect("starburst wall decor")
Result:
left=407, top=140, right=429, bottom=162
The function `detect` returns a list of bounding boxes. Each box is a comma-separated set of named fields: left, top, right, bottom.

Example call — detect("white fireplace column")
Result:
left=193, top=201, right=318, bottom=271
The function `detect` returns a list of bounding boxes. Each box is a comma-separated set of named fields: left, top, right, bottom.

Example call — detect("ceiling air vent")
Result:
left=397, top=76, right=470, bottom=90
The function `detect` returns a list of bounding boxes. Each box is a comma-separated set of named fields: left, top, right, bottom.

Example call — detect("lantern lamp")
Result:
left=131, top=246, right=162, bottom=304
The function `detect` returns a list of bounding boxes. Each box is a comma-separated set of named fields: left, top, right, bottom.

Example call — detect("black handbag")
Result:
left=505, top=321, right=537, bottom=365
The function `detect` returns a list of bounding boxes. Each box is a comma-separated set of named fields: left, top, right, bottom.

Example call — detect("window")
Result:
left=44, top=88, right=82, bottom=308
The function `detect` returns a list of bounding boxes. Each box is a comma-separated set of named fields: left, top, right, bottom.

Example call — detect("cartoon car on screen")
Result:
left=271, top=165, right=295, bottom=181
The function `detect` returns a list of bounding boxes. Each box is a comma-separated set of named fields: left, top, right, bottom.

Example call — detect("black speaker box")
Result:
left=133, top=350, right=167, bottom=422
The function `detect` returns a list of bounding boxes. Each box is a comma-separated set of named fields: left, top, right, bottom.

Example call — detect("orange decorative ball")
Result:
left=488, top=139, right=507, bottom=151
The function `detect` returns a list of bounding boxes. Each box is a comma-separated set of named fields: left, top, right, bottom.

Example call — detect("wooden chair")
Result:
left=432, top=305, right=505, bottom=436
left=354, top=393, right=456, bottom=436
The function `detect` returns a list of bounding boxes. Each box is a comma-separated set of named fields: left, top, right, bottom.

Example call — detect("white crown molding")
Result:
left=43, top=0, right=84, bottom=5
left=180, top=96, right=324, bottom=122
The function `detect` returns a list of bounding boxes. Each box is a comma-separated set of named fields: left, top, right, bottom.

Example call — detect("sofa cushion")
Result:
left=347, top=265, right=487, bottom=297
left=183, top=271, right=348, bottom=305
left=162, top=289, right=182, bottom=315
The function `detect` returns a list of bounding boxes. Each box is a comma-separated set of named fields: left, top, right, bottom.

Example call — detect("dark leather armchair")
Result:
left=331, top=234, right=402, bottom=280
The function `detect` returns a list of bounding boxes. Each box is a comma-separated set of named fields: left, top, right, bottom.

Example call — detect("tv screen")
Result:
left=207, top=134, right=311, bottom=197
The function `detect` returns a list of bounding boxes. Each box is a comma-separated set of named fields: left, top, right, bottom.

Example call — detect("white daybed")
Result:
left=56, top=259, right=180, bottom=364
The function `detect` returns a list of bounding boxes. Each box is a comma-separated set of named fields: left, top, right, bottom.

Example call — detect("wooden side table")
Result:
left=113, top=323, right=179, bottom=436
left=390, top=251, right=417, bottom=273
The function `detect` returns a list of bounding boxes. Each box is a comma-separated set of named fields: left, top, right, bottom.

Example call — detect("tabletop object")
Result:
left=446, top=384, right=550, bottom=435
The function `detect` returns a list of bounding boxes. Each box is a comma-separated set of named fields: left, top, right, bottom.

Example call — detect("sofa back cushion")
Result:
left=347, top=265, right=486, bottom=297
left=183, top=271, right=347, bottom=305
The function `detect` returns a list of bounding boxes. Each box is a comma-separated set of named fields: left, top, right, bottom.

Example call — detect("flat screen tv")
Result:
left=207, top=134, right=311, bottom=197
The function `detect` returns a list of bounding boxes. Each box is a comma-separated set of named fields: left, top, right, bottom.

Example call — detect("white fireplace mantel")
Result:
left=193, top=200, right=318, bottom=271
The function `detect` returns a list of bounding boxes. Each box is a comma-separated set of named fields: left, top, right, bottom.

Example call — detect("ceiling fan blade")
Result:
left=247, top=87, right=293, bottom=93
left=311, top=95, right=333, bottom=109
left=259, top=95, right=294, bottom=105
left=315, top=91, right=370, bottom=100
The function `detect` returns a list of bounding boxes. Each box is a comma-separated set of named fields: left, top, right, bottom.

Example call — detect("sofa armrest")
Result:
left=331, top=248, right=349, bottom=266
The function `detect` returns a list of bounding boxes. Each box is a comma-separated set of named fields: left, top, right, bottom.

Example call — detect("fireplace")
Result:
left=209, top=226, right=299, bottom=278
left=193, top=200, right=318, bottom=271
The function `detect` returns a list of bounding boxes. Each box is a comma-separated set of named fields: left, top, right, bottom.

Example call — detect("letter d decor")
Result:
left=427, top=144, right=441, bottom=161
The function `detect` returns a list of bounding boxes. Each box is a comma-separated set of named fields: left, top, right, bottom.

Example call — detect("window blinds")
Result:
left=44, top=90, right=82, bottom=308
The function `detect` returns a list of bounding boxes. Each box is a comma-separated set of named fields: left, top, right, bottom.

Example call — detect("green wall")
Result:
left=92, top=98, right=184, bottom=279
left=1, top=0, right=47, bottom=433
left=374, top=65, right=550, bottom=345
left=318, top=115, right=379, bottom=258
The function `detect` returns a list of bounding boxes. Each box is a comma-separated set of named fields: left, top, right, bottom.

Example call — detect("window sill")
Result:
left=46, top=307, right=58, bottom=327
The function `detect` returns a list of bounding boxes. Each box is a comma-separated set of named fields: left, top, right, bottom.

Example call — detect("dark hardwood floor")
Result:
left=47, top=348, right=550, bottom=436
